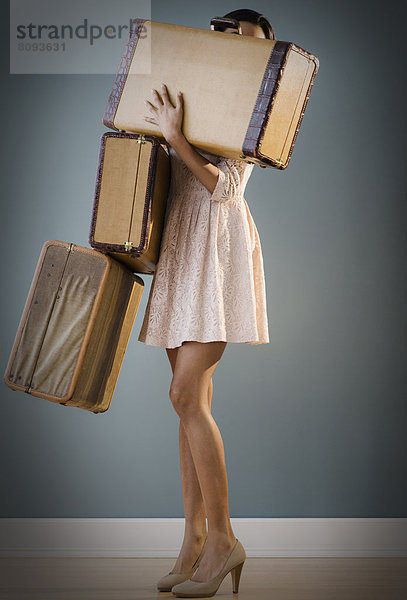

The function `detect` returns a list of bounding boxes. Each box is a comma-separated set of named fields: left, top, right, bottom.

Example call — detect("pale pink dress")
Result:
left=137, top=144, right=270, bottom=349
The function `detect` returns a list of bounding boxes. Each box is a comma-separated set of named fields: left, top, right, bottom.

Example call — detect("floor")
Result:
left=0, top=557, right=405, bottom=600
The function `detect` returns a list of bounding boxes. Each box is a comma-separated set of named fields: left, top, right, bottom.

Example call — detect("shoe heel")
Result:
left=231, top=561, right=244, bottom=593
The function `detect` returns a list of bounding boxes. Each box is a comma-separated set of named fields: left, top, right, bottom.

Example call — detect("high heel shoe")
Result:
left=171, top=537, right=246, bottom=598
left=156, top=535, right=208, bottom=591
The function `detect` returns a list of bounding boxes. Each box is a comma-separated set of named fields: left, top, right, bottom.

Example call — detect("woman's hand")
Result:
left=144, top=83, right=219, bottom=193
left=144, top=83, right=183, bottom=145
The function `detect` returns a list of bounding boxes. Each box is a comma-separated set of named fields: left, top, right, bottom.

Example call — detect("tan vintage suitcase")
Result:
left=103, top=18, right=319, bottom=169
left=89, top=131, right=170, bottom=274
left=4, top=240, right=144, bottom=413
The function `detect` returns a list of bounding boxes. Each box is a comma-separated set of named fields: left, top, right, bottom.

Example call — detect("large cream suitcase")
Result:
left=4, top=240, right=144, bottom=413
left=103, top=18, right=319, bottom=169
left=89, top=131, right=170, bottom=274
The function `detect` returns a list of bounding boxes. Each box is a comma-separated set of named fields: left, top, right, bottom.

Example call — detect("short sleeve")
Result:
left=210, top=156, right=252, bottom=204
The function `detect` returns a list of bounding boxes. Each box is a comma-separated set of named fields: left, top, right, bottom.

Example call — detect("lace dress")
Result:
left=137, top=144, right=270, bottom=349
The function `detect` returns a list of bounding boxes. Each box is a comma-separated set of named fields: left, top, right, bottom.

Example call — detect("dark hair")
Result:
left=217, top=8, right=275, bottom=40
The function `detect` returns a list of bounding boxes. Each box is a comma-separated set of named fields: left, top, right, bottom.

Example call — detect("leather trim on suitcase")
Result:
left=103, top=18, right=147, bottom=130
left=243, top=41, right=319, bottom=169
left=242, top=41, right=289, bottom=168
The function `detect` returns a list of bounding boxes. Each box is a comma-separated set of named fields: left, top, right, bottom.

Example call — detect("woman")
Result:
left=138, top=8, right=274, bottom=598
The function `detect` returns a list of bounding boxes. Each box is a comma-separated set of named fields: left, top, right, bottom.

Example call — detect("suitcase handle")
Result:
left=210, top=17, right=242, bottom=34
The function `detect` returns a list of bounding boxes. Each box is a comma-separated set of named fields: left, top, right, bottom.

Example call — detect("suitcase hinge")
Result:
left=124, top=241, right=133, bottom=252
left=25, top=386, right=32, bottom=394
left=240, top=154, right=254, bottom=165
left=136, top=134, right=146, bottom=144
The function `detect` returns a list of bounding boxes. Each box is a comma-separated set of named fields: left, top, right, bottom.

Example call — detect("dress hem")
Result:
left=137, top=335, right=270, bottom=349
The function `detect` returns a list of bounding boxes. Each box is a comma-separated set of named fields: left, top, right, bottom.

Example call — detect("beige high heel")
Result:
left=156, top=535, right=208, bottom=592
left=171, top=537, right=246, bottom=598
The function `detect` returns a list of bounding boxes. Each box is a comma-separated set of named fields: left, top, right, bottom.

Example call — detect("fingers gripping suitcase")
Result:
left=103, top=18, right=319, bottom=169
left=4, top=240, right=144, bottom=413
left=89, top=131, right=170, bottom=274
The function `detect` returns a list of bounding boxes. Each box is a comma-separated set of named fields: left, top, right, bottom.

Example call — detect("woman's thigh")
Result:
left=168, top=341, right=227, bottom=406
left=166, top=346, right=179, bottom=375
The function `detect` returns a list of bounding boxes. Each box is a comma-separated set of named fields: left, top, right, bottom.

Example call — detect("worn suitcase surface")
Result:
left=4, top=240, right=144, bottom=413
left=103, top=18, right=319, bottom=169
left=89, top=131, right=170, bottom=274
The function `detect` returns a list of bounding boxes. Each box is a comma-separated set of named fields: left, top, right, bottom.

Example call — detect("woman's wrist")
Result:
left=164, top=132, right=219, bottom=193
left=165, top=129, right=185, bottom=147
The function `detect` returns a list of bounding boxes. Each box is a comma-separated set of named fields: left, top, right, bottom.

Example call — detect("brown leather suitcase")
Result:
left=4, top=240, right=144, bottom=413
left=103, top=18, right=319, bottom=170
left=89, top=131, right=170, bottom=274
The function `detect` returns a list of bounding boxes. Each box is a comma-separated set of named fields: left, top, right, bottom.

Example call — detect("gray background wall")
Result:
left=0, top=0, right=405, bottom=518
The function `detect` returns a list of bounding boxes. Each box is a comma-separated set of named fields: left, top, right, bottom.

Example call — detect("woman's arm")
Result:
left=144, top=83, right=219, bottom=194
left=166, top=132, right=220, bottom=194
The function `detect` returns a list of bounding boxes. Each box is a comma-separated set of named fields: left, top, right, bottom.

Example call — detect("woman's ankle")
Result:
left=184, top=519, right=207, bottom=541
left=184, top=528, right=207, bottom=543
left=206, top=528, right=236, bottom=547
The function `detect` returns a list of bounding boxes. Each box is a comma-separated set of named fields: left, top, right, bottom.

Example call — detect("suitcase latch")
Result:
left=124, top=241, right=133, bottom=252
left=136, top=134, right=146, bottom=144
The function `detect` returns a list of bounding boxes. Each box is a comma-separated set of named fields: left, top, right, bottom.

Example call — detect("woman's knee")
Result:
left=169, top=380, right=207, bottom=418
left=168, top=340, right=226, bottom=416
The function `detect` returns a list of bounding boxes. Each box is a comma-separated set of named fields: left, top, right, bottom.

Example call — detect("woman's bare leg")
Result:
left=165, top=346, right=213, bottom=573
left=168, top=341, right=237, bottom=582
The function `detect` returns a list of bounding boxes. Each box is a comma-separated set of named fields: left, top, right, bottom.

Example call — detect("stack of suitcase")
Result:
left=4, top=17, right=319, bottom=413
left=3, top=128, right=171, bottom=413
